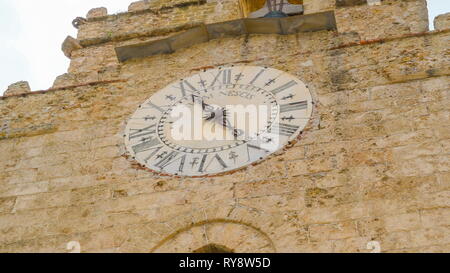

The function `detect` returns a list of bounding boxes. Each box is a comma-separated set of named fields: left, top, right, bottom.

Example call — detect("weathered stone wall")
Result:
left=64, top=0, right=429, bottom=82
left=0, top=0, right=449, bottom=253
left=335, top=0, right=429, bottom=40
left=76, top=0, right=241, bottom=44
left=61, top=0, right=241, bottom=86
left=285, top=0, right=429, bottom=41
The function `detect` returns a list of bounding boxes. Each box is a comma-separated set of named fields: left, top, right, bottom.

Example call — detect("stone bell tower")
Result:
left=0, top=0, right=449, bottom=253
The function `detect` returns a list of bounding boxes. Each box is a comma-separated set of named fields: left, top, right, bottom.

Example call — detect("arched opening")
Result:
left=150, top=220, right=277, bottom=253
left=193, top=244, right=234, bottom=253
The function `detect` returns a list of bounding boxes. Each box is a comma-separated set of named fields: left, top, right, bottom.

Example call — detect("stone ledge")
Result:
left=115, top=11, right=337, bottom=62
left=79, top=22, right=203, bottom=47
left=0, top=79, right=127, bottom=100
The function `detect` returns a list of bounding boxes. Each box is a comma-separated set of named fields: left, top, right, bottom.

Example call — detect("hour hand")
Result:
left=204, top=112, right=216, bottom=121
left=226, top=124, right=245, bottom=139
left=231, top=128, right=245, bottom=138
left=192, top=95, right=215, bottom=112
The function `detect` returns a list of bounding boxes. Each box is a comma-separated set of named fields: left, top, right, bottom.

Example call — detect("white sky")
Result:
left=0, top=0, right=448, bottom=95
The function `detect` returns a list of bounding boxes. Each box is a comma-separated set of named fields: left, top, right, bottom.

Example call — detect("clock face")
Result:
left=124, top=66, right=313, bottom=177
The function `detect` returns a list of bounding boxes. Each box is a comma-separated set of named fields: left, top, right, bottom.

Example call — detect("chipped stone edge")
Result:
left=83, top=0, right=208, bottom=23
left=0, top=79, right=127, bottom=100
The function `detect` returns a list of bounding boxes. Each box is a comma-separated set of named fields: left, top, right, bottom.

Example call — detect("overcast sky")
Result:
left=0, top=0, right=448, bottom=95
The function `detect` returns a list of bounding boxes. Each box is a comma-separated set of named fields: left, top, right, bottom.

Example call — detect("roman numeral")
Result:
left=132, top=138, right=161, bottom=154
left=250, top=69, right=265, bottom=84
left=270, top=80, right=297, bottom=95
left=178, top=155, right=187, bottom=173
left=143, top=146, right=163, bottom=162
left=247, top=144, right=271, bottom=154
left=280, top=101, right=308, bottom=113
left=211, top=69, right=232, bottom=86
left=198, top=154, right=208, bottom=173
left=245, top=143, right=273, bottom=161
left=147, top=102, right=165, bottom=113
left=211, top=154, right=228, bottom=169
left=155, top=151, right=181, bottom=170
left=198, top=154, right=228, bottom=172
left=174, top=80, right=197, bottom=97
left=270, top=123, right=300, bottom=137
left=129, top=124, right=157, bottom=140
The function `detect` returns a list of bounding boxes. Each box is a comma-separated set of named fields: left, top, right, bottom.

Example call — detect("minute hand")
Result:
left=221, top=111, right=244, bottom=139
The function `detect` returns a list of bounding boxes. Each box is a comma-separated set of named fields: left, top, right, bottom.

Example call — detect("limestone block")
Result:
left=52, top=73, right=77, bottom=88
left=335, top=0, right=429, bottom=40
left=336, top=0, right=366, bottom=7
left=0, top=197, right=15, bottom=214
left=98, top=66, right=121, bottom=81
left=246, top=160, right=287, bottom=181
left=383, top=213, right=421, bottom=232
left=303, top=0, right=335, bottom=14
left=128, top=1, right=150, bottom=12
left=409, top=226, right=450, bottom=248
left=4, top=81, right=31, bottom=96
left=434, top=12, right=450, bottom=31
left=0, top=181, right=49, bottom=198
left=52, top=72, right=99, bottom=89
left=61, top=36, right=82, bottom=58
left=86, top=7, right=108, bottom=19
left=367, top=0, right=381, bottom=6
left=309, top=221, right=359, bottom=241
left=421, top=208, right=450, bottom=228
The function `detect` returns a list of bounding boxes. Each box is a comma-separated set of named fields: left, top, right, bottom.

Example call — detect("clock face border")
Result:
left=123, top=65, right=315, bottom=178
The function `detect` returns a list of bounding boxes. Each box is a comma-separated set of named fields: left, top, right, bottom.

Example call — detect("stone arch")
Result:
left=150, top=220, right=276, bottom=253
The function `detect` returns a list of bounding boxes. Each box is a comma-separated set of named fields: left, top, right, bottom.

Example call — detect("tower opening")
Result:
left=239, top=0, right=304, bottom=18
left=193, top=244, right=234, bottom=253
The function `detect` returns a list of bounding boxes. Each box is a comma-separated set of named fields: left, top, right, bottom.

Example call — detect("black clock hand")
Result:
left=190, top=97, right=240, bottom=136
left=192, top=94, right=216, bottom=113
left=221, top=110, right=245, bottom=138
left=227, top=124, right=245, bottom=139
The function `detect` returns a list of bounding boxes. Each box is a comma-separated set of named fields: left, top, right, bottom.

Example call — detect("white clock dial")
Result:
left=124, top=66, right=313, bottom=177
